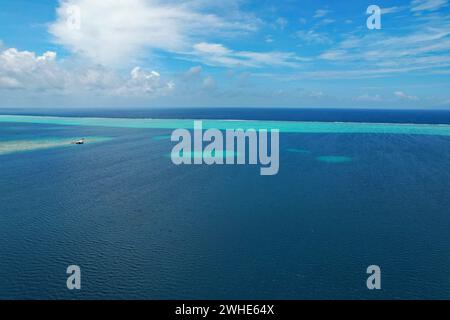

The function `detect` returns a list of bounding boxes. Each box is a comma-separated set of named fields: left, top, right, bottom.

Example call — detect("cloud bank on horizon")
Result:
left=0, top=0, right=449, bottom=108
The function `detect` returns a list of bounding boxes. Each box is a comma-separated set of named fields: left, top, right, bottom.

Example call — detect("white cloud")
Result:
left=275, top=17, right=288, bottom=30
left=194, top=42, right=231, bottom=55
left=355, top=94, right=383, bottom=102
left=190, top=42, right=305, bottom=68
left=0, top=48, right=62, bottom=90
left=49, top=0, right=257, bottom=66
left=290, top=65, right=433, bottom=80
left=315, top=16, right=450, bottom=78
left=307, top=90, right=324, bottom=98
left=381, top=6, right=405, bottom=14
left=296, top=30, right=332, bottom=44
left=202, top=76, right=216, bottom=89
left=313, top=9, right=330, bottom=19
left=316, top=18, right=335, bottom=27
left=411, top=0, right=448, bottom=12
left=319, top=50, right=346, bottom=60
left=265, top=35, right=274, bottom=43
left=118, top=67, right=174, bottom=95
left=394, top=91, right=419, bottom=100
left=0, top=76, right=21, bottom=89
left=0, top=47, right=173, bottom=97
left=185, top=65, right=202, bottom=77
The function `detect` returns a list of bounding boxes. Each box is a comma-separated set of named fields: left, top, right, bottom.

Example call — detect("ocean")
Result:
left=1, top=108, right=450, bottom=299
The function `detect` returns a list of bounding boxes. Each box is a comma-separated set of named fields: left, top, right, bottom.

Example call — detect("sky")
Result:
left=0, top=0, right=450, bottom=109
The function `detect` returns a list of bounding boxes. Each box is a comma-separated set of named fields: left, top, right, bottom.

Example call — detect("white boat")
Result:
left=71, top=138, right=85, bottom=145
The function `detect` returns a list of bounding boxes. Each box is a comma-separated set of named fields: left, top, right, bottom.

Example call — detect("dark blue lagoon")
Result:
left=1, top=109, right=450, bottom=299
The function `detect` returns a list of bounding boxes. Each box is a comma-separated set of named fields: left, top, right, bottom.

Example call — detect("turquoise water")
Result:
left=169, top=150, right=239, bottom=160
left=3, top=115, right=450, bottom=135
left=0, top=137, right=112, bottom=155
left=1, top=114, right=450, bottom=299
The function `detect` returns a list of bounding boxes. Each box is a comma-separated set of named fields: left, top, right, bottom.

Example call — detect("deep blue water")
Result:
left=1, top=108, right=450, bottom=299
left=3, top=107, right=450, bottom=124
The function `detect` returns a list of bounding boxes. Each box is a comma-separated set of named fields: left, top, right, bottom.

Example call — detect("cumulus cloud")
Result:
left=48, top=0, right=257, bottom=66
left=0, top=48, right=61, bottom=90
left=116, top=67, right=174, bottom=95
left=0, top=47, right=173, bottom=97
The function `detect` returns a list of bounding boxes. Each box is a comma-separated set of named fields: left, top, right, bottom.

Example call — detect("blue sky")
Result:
left=0, top=0, right=449, bottom=108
